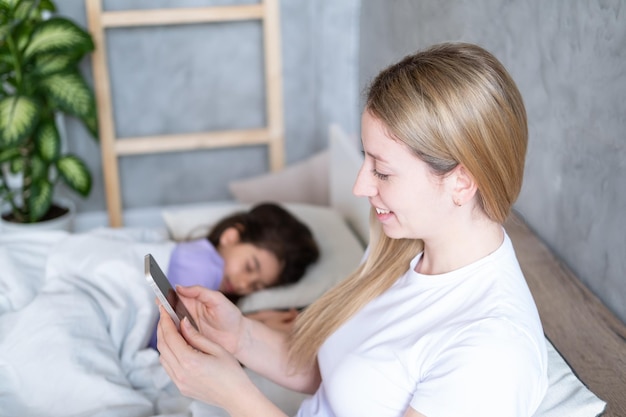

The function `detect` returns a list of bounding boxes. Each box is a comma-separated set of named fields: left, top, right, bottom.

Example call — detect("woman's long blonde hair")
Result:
left=288, top=42, right=528, bottom=369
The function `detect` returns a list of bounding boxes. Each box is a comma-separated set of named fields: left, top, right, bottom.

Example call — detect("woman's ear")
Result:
left=219, top=227, right=241, bottom=247
left=451, top=165, right=478, bottom=206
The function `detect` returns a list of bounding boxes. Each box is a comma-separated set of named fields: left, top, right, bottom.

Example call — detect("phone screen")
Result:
left=145, top=254, right=198, bottom=330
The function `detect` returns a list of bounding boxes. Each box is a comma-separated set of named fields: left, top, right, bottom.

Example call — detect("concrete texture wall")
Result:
left=52, top=0, right=626, bottom=324
left=56, top=0, right=360, bottom=210
left=359, top=0, right=626, bottom=323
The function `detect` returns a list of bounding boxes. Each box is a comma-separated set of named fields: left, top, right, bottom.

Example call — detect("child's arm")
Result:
left=245, top=308, right=302, bottom=333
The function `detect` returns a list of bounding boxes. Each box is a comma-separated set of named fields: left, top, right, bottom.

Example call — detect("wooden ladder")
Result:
left=85, top=0, right=285, bottom=227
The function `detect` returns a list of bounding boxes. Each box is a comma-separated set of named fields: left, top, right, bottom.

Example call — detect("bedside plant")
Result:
left=0, top=0, right=98, bottom=224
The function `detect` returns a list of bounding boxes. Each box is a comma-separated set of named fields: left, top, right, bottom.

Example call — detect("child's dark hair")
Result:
left=207, top=203, right=320, bottom=287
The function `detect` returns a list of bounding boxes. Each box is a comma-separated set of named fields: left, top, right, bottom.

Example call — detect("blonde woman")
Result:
left=156, top=42, right=548, bottom=417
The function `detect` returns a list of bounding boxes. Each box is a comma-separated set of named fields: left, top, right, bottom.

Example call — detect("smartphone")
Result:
left=145, top=253, right=198, bottom=331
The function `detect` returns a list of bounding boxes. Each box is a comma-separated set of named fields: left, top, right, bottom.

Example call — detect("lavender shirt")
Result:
left=167, top=238, right=224, bottom=290
left=149, top=238, right=224, bottom=349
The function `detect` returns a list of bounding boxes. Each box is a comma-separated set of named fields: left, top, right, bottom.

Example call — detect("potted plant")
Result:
left=0, top=0, right=98, bottom=226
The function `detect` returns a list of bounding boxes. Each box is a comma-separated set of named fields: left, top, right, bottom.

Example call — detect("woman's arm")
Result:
left=158, top=308, right=290, bottom=416
left=235, top=312, right=320, bottom=393
left=162, top=286, right=320, bottom=393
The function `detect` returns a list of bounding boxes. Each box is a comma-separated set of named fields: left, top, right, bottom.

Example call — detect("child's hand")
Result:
left=245, top=308, right=300, bottom=333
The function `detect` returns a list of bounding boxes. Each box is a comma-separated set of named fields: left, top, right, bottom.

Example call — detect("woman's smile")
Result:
left=374, top=206, right=394, bottom=222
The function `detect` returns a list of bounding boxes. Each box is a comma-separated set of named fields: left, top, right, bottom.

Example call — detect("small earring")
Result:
left=454, top=199, right=462, bottom=207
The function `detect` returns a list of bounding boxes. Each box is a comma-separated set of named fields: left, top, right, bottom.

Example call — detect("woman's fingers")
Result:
left=157, top=306, right=250, bottom=406
left=156, top=306, right=184, bottom=378
left=176, top=285, right=223, bottom=304
left=180, top=316, right=222, bottom=355
left=157, top=306, right=184, bottom=355
left=158, top=306, right=222, bottom=359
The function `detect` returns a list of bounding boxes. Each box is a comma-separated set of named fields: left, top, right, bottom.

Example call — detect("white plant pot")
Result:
left=0, top=198, right=76, bottom=233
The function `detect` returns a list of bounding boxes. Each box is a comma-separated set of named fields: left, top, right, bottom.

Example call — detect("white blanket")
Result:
left=0, top=228, right=306, bottom=417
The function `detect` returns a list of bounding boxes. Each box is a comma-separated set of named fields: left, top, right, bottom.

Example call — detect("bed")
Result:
left=1, top=1, right=623, bottom=415
left=0, top=200, right=362, bottom=417
left=0, top=125, right=620, bottom=417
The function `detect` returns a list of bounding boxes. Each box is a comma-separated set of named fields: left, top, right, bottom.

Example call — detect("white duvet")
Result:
left=0, top=228, right=306, bottom=417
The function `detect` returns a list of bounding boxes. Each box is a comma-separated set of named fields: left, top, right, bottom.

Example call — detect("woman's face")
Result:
left=353, top=111, right=453, bottom=241
left=217, top=230, right=283, bottom=296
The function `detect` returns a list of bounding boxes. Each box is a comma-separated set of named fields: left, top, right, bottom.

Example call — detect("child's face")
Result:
left=217, top=228, right=283, bottom=296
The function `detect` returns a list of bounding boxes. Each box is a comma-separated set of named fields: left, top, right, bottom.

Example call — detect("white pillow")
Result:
left=534, top=339, right=606, bottom=416
left=328, top=124, right=370, bottom=246
left=162, top=201, right=364, bottom=312
left=228, top=150, right=329, bottom=206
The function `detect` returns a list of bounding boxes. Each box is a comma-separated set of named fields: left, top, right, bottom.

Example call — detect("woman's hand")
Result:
left=157, top=306, right=287, bottom=415
left=174, top=285, right=245, bottom=355
left=157, top=307, right=246, bottom=403
left=245, top=309, right=300, bottom=333
left=164, top=286, right=321, bottom=395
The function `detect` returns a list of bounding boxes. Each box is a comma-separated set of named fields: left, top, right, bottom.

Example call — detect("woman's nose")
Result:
left=352, top=164, right=376, bottom=197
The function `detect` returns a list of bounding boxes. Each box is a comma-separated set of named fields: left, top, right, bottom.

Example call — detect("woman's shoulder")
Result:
left=417, top=317, right=548, bottom=416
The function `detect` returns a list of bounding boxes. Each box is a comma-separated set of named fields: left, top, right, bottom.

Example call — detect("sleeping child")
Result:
left=149, top=202, right=320, bottom=348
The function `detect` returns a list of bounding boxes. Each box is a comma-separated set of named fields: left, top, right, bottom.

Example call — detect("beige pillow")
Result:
left=229, top=150, right=329, bottom=206
left=328, top=124, right=370, bottom=245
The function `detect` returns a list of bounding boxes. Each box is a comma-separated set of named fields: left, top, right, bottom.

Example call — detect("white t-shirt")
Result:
left=296, top=233, right=548, bottom=417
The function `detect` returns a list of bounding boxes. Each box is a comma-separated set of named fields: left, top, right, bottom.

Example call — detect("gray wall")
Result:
left=55, top=0, right=626, bottom=324
left=359, top=0, right=626, bottom=324
left=57, top=0, right=360, bottom=210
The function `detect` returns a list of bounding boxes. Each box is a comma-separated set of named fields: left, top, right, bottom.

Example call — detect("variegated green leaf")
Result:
left=39, top=0, right=56, bottom=13
left=0, top=22, right=11, bottom=42
left=0, top=50, right=13, bottom=71
left=0, top=146, right=20, bottom=162
left=33, top=53, right=75, bottom=75
left=9, top=154, right=22, bottom=173
left=15, top=26, right=31, bottom=52
left=56, top=154, right=91, bottom=196
left=0, top=0, right=19, bottom=11
left=23, top=17, right=93, bottom=60
left=82, top=109, right=98, bottom=139
left=39, top=71, right=94, bottom=118
left=14, top=0, right=38, bottom=21
left=0, top=50, right=13, bottom=66
left=34, top=120, right=60, bottom=161
left=29, top=153, right=47, bottom=181
left=27, top=177, right=52, bottom=222
left=0, top=95, right=39, bottom=146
